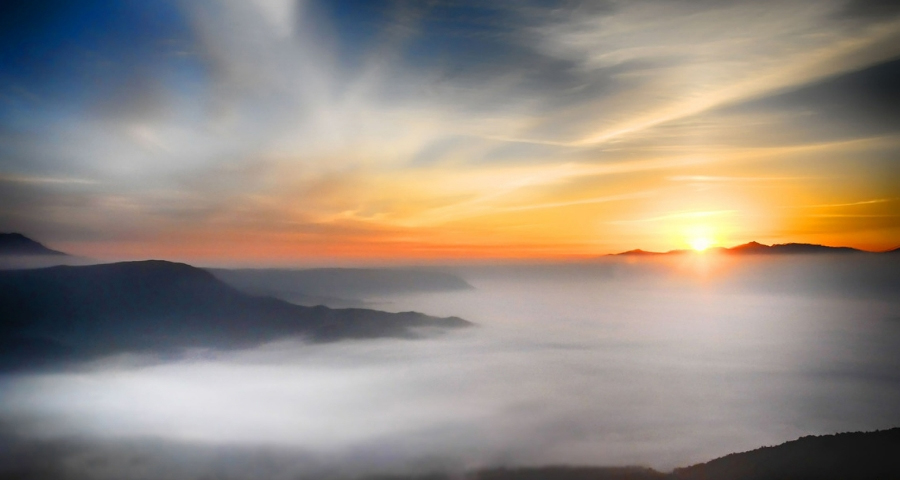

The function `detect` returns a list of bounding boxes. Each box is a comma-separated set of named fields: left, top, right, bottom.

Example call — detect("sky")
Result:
left=1, top=0, right=899, bottom=264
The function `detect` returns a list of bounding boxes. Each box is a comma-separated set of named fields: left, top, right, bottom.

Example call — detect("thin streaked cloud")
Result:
left=0, top=174, right=100, bottom=185
left=792, top=198, right=895, bottom=208
left=610, top=210, right=739, bottom=225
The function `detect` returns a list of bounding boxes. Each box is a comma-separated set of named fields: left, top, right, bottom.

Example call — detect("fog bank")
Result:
left=1, top=255, right=899, bottom=479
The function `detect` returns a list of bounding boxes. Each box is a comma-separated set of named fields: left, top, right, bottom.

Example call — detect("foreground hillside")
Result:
left=672, top=428, right=900, bottom=480
left=368, top=429, right=900, bottom=480
left=0, top=260, right=471, bottom=371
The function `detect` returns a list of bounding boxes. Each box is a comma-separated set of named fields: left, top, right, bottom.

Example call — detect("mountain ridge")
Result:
left=0, top=233, right=67, bottom=256
left=614, top=241, right=877, bottom=256
left=0, top=260, right=472, bottom=371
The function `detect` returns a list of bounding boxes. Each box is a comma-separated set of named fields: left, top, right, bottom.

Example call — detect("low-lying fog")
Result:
left=1, top=254, right=899, bottom=479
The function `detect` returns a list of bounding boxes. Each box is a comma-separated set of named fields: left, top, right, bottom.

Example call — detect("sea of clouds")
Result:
left=1, top=256, right=898, bottom=479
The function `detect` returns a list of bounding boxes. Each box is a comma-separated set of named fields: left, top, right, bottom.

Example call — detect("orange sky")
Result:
left=2, top=1, right=899, bottom=264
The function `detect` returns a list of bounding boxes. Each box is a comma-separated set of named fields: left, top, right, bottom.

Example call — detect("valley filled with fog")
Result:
left=1, top=254, right=898, bottom=479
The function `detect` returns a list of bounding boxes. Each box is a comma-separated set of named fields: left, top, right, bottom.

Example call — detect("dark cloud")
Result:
left=313, top=0, right=614, bottom=112
left=834, top=0, right=900, bottom=21
left=711, top=57, right=900, bottom=143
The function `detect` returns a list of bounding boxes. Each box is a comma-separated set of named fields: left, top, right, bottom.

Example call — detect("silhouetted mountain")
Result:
left=673, top=428, right=900, bottom=480
left=725, top=241, right=770, bottom=254
left=0, top=261, right=471, bottom=371
left=614, top=241, right=867, bottom=256
left=614, top=249, right=669, bottom=256
left=727, top=241, right=863, bottom=255
left=0, top=233, right=67, bottom=256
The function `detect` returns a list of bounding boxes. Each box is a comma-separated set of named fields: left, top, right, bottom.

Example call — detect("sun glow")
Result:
left=690, top=237, right=712, bottom=252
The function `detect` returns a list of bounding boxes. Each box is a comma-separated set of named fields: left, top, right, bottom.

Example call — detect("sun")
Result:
left=690, top=237, right=712, bottom=252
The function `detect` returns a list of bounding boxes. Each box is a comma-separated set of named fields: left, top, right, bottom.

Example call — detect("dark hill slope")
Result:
left=0, top=233, right=66, bottom=256
left=0, top=261, right=470, bottom=371
left=673, top=428, right=900, bottom=480
left=364, top=429, right=900, bottom=480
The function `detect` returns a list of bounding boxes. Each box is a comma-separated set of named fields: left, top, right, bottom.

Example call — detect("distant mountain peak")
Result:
left=616, top=249, right=664, bottom=256
left=728, top=241, right=772, bottom=252
left=732, top=240, right=769, bottom=248
left=0, top=233, right=67, bottom=256
left=759, top=242, right=862, bottom=254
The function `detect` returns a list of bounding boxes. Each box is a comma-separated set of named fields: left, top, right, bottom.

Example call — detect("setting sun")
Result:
left=690, top=237, right=713, bottom=252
